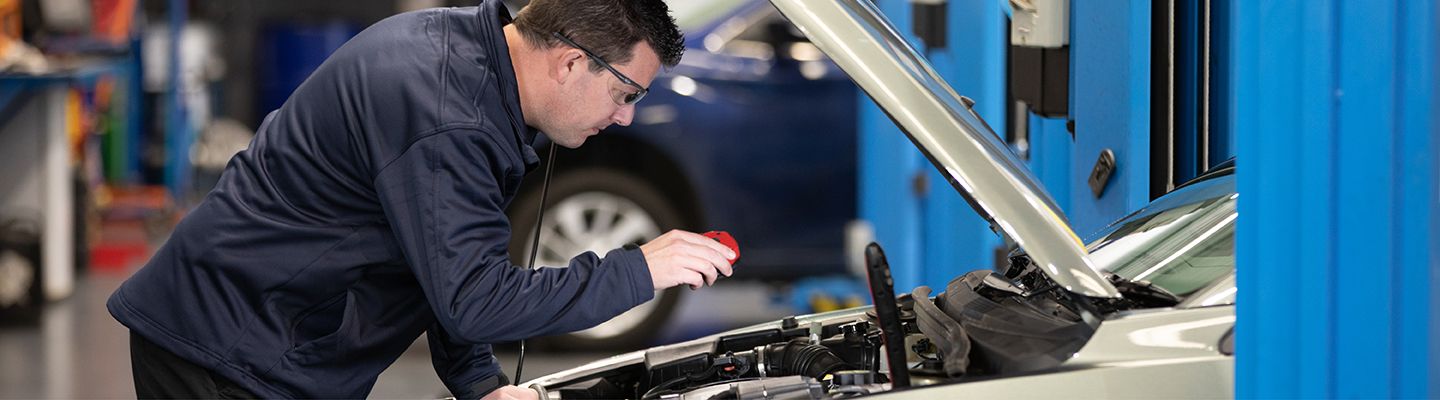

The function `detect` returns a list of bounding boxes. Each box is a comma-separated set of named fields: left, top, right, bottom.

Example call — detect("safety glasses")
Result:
left=552, top=32, right=649, bottom=105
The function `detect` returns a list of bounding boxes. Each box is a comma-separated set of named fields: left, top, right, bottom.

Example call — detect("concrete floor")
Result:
left=0, top=262, right=795, bottom=398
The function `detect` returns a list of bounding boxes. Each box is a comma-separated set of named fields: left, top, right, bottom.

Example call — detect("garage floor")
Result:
left=0, top=255, right=795, bottom=398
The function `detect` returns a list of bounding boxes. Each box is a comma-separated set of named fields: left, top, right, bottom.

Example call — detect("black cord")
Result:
left=516, top=142, right=558, bottom=383
left=640, top=376, right=693, bottom=400
left=642, top=368, right=725, bottom=400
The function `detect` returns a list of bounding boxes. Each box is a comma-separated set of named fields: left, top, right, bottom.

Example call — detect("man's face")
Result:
left=546, top=42, right=661, bottom=148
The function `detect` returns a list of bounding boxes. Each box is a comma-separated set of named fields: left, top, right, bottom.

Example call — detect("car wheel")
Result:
left=509, top=169, right=687, bottom=350
left=0, top=220, right=43, bottom=326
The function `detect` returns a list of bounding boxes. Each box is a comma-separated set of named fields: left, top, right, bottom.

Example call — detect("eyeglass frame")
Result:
left=551, top=32, right=649, bottom=105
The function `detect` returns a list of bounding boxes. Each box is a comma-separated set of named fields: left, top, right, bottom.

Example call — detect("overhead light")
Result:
left=670, top=76, right=698, bottom=97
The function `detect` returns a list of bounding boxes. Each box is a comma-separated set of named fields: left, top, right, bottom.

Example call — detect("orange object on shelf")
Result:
left=91, top=185, right=176, bottom=274
left=0, top=0, right=19, bottom=54
left=0, top=0, right=18, bottom=38
left=92, top=0, right=136, bottom=44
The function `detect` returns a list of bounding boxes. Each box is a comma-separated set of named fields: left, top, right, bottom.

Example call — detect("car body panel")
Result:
left=768, top=0, right=1119, bottom=298
left=881, top=357, right=1232, bottom=399
left=1067, top=306, right=1234, bottom=366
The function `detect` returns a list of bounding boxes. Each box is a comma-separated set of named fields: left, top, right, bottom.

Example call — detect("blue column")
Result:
left=919, top=0, right=1007, bottom=286
left=1396, top=2, right=1439, bottom=396
left=1068, top=0, right=1152, bottom=236
left=163, top=0, right=192, bottom=201
left=1025, top=116, right=1072, bottom=217
left=1233, top=0, right=1437, bottom=398
left=859, top=0, right=1008, bottom=290
left=858, top=0, right=925, bottom=291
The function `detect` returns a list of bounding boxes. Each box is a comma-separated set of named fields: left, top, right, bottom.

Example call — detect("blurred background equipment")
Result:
left=254, top=20, right=357, bottom=124
left=0, top=217, right=43, bottom=326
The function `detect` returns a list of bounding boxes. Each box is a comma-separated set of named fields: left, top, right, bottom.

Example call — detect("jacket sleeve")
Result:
left=426, top=322, right=508, bottom=399
left=373, top=128, right=655, bottom=345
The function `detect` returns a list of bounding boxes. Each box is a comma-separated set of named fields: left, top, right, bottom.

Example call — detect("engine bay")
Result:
left=535, top=301, right=912, bottom=399
left=528, top=248, right=1178, bottom=399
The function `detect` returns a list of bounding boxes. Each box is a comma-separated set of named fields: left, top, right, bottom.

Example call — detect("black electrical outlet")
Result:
left=1088, top=149, right=1116, bottom=198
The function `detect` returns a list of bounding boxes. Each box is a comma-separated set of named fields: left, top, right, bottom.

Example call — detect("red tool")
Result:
left=703, top=231, right=740, bottom=265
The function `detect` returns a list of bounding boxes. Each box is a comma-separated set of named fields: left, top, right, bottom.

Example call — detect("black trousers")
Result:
left=130, top=332, right=259, bottom=399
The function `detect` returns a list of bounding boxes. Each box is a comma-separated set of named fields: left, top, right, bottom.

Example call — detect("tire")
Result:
left=0, top=219, right=43, bottom=326
left=508, top=169, right=688, bottom=351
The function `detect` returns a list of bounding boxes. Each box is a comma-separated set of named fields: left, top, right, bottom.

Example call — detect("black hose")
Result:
left=516, top=142, right=558, bottom=383
left=763, top=341, right=847, bottom=379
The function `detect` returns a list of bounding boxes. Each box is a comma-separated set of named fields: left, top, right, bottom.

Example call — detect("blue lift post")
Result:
left=1067, top=0, right=1153, bottom=237
left=1233, top=0, right=1438, bottom=398
left=860, top=0, right=1157, bottom=289
left=857, top=0, right=1007, bottom=292
left=164, top=0, right=192, bottom=203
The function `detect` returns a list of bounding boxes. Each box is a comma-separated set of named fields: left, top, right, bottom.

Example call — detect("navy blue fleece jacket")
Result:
left=107, top=2, right=653, bottom=398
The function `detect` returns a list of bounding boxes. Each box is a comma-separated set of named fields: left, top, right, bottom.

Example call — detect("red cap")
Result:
left=703, top=231, right=740, bottom=265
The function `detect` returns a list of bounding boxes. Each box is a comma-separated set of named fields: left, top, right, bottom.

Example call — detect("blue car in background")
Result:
left=507, top=0, right=858, bottom=349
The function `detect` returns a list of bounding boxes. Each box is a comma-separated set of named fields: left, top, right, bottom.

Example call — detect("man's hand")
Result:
left=479, top=385, right=540, bottom=400
left=640, top=230, right=737, bottom=289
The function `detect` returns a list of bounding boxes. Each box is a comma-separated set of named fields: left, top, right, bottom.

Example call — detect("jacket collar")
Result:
left=477, top=0, right=541, bottom=170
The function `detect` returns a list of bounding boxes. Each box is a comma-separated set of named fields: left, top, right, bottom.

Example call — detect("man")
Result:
left=108, top=0, right=735, bottom=398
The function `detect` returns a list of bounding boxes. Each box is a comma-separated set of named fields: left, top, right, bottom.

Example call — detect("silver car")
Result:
left=521, top=0, right=1237, bottom=398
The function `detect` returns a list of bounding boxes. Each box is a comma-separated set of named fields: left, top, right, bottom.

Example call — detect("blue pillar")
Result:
left=163, top=0, right=192, bottom=202
left=1025, top=116, right=1072, bottom=216
left=1068, top=0, right=1152, bottom=236
left=858, top=0, right=924, bottom=291
left=1233, top=0, right=1438, bottom=398
left=859, top=0, right=1007, bottom=290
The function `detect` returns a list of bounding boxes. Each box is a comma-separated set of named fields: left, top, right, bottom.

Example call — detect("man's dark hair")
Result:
left=513, top=0, right=685, bottom=70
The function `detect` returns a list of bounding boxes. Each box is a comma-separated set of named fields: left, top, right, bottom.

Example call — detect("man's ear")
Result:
left=552, top=48, right=586, bottom=85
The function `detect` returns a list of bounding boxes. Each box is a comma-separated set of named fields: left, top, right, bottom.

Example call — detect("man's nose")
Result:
left=612, top=104, right=635, bottom=127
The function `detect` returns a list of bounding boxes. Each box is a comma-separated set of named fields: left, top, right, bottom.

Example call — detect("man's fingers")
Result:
left=691, top=244, right=732, bottom=276
left=681, top=255, right=719, bottom=285
left=481, top=386, right=539, bottom=400
left=682, top=269, right=705, bottom=289
left=715, top=260, right=734, bottom=277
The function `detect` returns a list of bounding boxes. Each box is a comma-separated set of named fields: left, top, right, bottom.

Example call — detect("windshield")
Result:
left=1085, top=175, right=1236, bottom=299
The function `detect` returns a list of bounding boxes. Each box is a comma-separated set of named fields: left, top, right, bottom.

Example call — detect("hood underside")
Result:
left=769, top=0, right=1119, bottom=298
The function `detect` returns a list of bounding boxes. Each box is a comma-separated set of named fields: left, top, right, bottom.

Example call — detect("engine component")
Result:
left=862, top=243, right=910, bottom=388
left=911, top=286, right=971, bottom=376
left=832, top=370, right=875, bottom=386
left=642, top=339, right=849, bottom=399
left=753, top=341, right=847, bottom=379
left=828, top=372, right=886, bottom=399
left=714, top=351, right=751, bottom=379
left=941, top=270, right=1095, bottom=374
left=818, top=322, right=878, bottom=374
left=678, top=376, right=826, bottom=400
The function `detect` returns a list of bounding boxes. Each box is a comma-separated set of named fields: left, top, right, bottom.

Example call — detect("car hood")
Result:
left=770, top=0, right=1120, bottom=298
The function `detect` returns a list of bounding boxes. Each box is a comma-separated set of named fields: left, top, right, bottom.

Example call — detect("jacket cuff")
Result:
left=456, top=373, right=509, bottom=399
left=611, top=245, right=655, bottom=305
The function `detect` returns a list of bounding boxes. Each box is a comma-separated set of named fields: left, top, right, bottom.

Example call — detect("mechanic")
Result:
left=107, top=0, right=736, bottom=398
